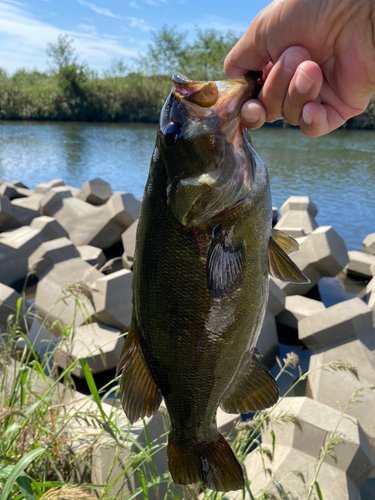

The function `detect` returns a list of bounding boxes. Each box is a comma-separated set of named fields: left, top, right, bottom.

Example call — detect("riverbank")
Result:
left=1, top=71, right=375, bottom=128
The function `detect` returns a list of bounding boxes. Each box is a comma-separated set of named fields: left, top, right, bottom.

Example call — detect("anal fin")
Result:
left=220, top=351, right=279, bottom=414
left=116, top=322, right=162, bottom=423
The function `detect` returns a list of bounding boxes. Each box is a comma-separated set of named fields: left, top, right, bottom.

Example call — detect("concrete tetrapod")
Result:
left=0, top=224, right=66, bottom=287
left=78, top=177, right=112, bottom=205
left=51, top=193, right=141, bottom=249
left=307, top=329, right=375, bottom=476
left=92, top=269, right=133, bottom=332
left=277, top=295, right=326, bottom=330
left=275, top=196, right=318, bottom=238
left=34, top=258, right=104, bottom=333
left=256, top=310, right=279, bottom=368
left=77, top=245, right=106, bottom=268
left=224, top=397, right=373, bottom=500
left=0, top=283, right=30, bottom=333
left=28, top=237, right=80, bottom=277
left=57, top=322, right=124, bottom=378
left=344, top=250, right=375, bottom=279
left=363, top=233, right=375, bottom=255
left=298, top=298, right=373, bottom=351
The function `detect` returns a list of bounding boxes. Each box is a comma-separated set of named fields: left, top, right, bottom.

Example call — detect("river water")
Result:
left=0, top=121, right=374, bottom=251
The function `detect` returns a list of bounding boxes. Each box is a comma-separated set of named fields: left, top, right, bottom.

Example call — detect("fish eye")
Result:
left=163, top=122, right=181, bottom=146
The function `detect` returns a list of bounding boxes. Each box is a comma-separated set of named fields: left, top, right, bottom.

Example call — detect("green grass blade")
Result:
left=16, top=474, right=37, bottom=500
left=315, top=481, right=324, bottom=500
left=0, top=447, right=45, bottom=500
left=137, top=470, right=149, bottom=500
left=78, top=357, right=106, bottom=421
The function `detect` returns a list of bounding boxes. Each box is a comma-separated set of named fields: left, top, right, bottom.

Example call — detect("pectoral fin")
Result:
left=116, top=321, right=162, bottom=423
left=220, top=352, right=279, bottom=414
left=207, top=228, right=245, bottom=297
left=268, top=235, right=310, bottom=283
left=271, top=228, right=299, bottom=254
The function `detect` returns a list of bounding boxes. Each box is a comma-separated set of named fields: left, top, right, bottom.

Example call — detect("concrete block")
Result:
left=79, top=177, right=112, bottom=205
left=30, top=216, right=69, bottom=240
left=12, top=181, right=28, bottom=189
left=277, top=295, right=326, bottom=330
left=307, top=329, right=375, bottom=472
left=0, top=182, right=28, bottom=200
left=276, top=196, right=318, bottom=237
left=40, top=186, right=73, bottom=217
left=17, top=317, right=59, bottom=353
left=34, top=258, right=103, bottom=332
left=256, top=310, right=279, bottom=368
left=77, top=245, right=106, bottom=268
left=344, top=250, right=375, bottom=279
left=121, top=219, right=138, bottom=263
left=35, top=179, right=65, bottom=194
left=0, top=195, right=21, bottom=231
left=53, top=194, right=140, bottom=249
left=371, top=263, right=375, bottom=277
left=0, top=283, right=29, bottom=333
left=364, top=277, right=375, bottom=322
left=363, top=233, right=375, bottom=255
left=28, top=237, right=80, bottom=277
left=226, top=445, right=364, bottom=500
left=57, top=322, right=124, bottom=378
left=0, top=226, right=59, bottom=286
left=303, top=226, right=349, bottom=276
left=107, top=192, right=141, bottom=228
left=299, top=298, right=373, bottom=350
left=267, top=277, right=286, bottom=316
left=280, top=196, right=318, bottom=216
left=262, top=397, right=373, bottom=485
left=11, top=194, right=44, bottom=226
left=92, top=269, right=133, bottom=331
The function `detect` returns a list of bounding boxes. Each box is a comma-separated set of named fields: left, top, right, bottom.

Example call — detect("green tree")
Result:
left=185, top=28, right=239, bottom=81
left=139, top=25, right=187, bottom=76
left=46, top=34, right=87, bottom=101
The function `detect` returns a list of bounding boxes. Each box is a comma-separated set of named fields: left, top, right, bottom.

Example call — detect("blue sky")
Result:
left=0, top=0, right=271, bottom=74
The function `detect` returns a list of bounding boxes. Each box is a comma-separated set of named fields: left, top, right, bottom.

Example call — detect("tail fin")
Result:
left=167, top=433, right=244, bottom=492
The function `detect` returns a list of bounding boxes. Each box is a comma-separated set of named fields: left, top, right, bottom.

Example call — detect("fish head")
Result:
left=157, top=71, right=262, bottom=227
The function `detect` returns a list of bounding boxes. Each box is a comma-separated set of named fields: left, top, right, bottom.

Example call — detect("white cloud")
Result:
left=78, top=23, right=97, bottom=33
left=0, top=1, right=143, bottom=73
left=77, top=0, right=120, bottom=19
left=183, top=14, right=247, bottom=33
left=127, top=16, right=152, bottom=32
left=144, top=0, right=166, bottom=5
left=129, top=1, right=141, bottom=9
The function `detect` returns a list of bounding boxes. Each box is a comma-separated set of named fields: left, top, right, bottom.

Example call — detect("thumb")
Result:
left=224, top=29, right=271, bottom=78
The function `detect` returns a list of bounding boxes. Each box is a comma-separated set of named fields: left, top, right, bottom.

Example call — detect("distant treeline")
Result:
left=0, top=27, right=374, bottom=128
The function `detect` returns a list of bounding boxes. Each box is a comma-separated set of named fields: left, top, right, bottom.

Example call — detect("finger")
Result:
left=299, top=102, right=346, bottom=138
left=258, top=46, right=312, bottom=122
left=240, top=99, right=267, bottom=129
left=282, top=61, right=323, bottom=125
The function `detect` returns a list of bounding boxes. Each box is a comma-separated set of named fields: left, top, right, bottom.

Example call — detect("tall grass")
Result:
left=0, top=278, right=368, bottom=500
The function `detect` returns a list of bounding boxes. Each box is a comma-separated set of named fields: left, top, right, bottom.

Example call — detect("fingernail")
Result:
left=302, top=108, right=313, bottom=125
left=243, top=102, right=260, bottom=123
left=295, top=69, right=314, bottom=94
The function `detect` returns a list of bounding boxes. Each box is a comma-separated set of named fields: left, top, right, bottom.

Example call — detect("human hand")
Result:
left=224, top=0, right=375, bottom=137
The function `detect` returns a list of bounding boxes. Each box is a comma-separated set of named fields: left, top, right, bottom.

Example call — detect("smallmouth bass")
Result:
left=117, top=72, right=308, bottom=492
